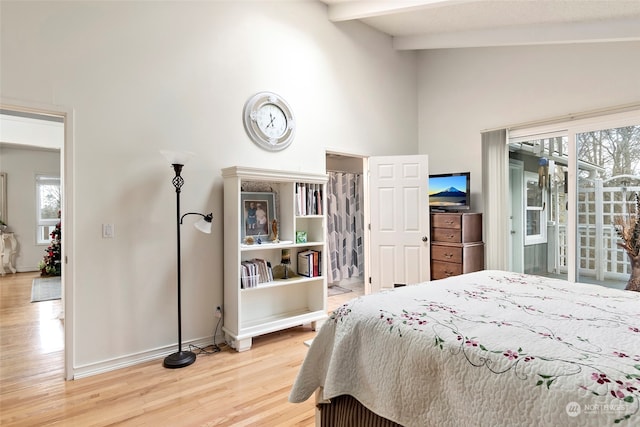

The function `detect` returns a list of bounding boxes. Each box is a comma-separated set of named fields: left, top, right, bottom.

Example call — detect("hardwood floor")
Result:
left=0, top=272, right=362, bottom=426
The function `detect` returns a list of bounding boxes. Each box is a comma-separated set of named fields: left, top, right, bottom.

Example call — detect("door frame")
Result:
left=508, top=159, right=524, bottom=273
left=325, top=150, right=369, bottom=293
left=1, top=97, right=75, bottom=380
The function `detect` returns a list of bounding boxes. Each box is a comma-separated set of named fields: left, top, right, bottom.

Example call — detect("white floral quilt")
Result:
left=289, top=270, right=640, bottom=426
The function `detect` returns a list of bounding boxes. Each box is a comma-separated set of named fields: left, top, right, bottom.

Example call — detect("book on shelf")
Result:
left=240, top=258, right=273, bottom=288
left=297, top=249, right=321, bottom=277
left=295, top=182, right=323, bottom=216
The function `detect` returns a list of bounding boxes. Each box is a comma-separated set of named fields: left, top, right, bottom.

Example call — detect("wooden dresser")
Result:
left=431, top=212, right=484, bottom=280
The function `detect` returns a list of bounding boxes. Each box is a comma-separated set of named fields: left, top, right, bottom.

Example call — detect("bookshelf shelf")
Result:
left=240, top=275, right=322, bottom=291
left=239, top=241, right=324, bottom=251
left=222, top=166, right=328, bottom=352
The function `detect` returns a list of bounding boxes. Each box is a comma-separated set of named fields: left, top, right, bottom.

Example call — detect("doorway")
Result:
left=0, top=102, right=72, bottom=379
left=325, top=152, right=366, bottom=297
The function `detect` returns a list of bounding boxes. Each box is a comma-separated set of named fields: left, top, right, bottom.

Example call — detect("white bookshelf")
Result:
left=222, top=166, right=328, bottom=351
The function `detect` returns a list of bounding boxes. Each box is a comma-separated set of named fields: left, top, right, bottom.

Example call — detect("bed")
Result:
left=289, top=270, right=640, bottom=426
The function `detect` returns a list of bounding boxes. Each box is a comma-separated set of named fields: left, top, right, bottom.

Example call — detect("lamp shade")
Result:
left=194, top=216, right=212, bottom=234
left=161, top=150, right=195, bottom=166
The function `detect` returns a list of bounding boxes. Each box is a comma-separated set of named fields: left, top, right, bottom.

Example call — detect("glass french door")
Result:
left=508, top=109, right=639, bottom=287
left=508, top=134, right=568, bottom=281
left=574, top=123, right=640, bottom=289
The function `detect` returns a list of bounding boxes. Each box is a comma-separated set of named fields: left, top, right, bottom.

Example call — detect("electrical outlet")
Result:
left=215, top=306, right=222, bottom=318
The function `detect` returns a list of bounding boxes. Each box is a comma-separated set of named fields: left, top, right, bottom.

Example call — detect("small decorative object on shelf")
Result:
left=281, top=249, right=291, bottom=279
left=296, top=231, right=307, bottom=243
left=271, top=219, right=279, bottom=242
left=614, top=192, right=640, bottom=292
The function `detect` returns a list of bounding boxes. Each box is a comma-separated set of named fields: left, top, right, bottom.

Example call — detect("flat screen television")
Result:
left=428, top=172, right=470, bottom=211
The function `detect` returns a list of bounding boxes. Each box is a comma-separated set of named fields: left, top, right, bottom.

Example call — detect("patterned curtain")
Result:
left=326, top=172, right=364, bottom=285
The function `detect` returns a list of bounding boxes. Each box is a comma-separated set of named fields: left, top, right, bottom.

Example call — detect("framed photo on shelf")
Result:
left=241, top=192, right=276, bottom=241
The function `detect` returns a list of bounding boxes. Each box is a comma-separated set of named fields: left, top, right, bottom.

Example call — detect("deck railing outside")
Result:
left=554, top=180, right=639, bottom=282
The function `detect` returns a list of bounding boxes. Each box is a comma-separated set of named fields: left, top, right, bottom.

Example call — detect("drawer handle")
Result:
left=445, top=270, right=454, bottom=276
left=445, top=220, right=454, bottom=225
left=444, top=253, right=453, bottom=259
left=447, top=234, right=455, bottom=239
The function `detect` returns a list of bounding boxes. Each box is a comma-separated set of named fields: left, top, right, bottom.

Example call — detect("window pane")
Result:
left=39, top=184, right=61, bottom=220
left=35, top=175, right=61, bottom=244
left=577, top=124, right=640, bottom=288
left=526, top=179, right=542, bottom=207
left=526, top=210, right=541, bottom=236
left=37, top=225, right=54, bottom=245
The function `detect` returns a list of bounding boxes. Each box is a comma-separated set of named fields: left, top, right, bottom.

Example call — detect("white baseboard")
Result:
left=72, top=335, right=224, bottom=379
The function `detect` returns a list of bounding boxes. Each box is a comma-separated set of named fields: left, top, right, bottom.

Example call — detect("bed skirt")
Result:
left=318, top=395, right=402, bottom=427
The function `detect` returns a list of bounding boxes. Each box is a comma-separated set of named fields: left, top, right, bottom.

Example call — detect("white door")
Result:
left=369, top=155, right=430, bottom=293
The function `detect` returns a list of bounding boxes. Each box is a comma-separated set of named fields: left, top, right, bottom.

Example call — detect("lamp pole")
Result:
left=163, top=163, right=197, bottom=369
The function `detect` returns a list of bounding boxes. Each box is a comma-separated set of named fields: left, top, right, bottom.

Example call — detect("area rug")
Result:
left=327, top=285, right=352, bottom=297
left=31, top=277, right=61, bottom=302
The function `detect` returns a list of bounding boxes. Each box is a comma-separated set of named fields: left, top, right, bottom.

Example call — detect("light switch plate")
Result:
left=102, top=224, right=114, bottom=238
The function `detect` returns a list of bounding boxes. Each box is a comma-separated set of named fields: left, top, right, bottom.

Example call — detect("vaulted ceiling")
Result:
left=319, top=0, right=640, bottom=50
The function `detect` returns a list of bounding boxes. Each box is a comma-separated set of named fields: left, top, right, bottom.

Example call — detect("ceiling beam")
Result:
left=326, top=0, right=473, bottom=22
left=393, top=17, right=640, bottom=50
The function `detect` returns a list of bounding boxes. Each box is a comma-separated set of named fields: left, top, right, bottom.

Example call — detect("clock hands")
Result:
left=267, top=112, right=276, bottom=128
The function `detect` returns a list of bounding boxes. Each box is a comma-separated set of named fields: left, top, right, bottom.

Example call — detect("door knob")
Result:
left=421, top=236, right=429, bottom=242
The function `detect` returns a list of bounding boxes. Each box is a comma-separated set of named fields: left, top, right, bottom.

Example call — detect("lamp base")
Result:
left=163, top=350, right=196, bottom=369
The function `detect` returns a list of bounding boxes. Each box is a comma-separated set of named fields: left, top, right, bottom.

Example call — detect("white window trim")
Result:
left=36, top=174, right=60, bottom=245
left=524, top=171, right=547, bottom=246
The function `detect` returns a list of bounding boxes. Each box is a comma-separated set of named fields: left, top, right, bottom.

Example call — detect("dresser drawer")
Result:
left=432, top=228, right=462, bottom=243
left=431, top=213, right=462, bottom=229
left=431, top=212, right=482, bottom=243
left=431, top=245, right=462, bottom=263
left=431, top=261, right=462, bottom=280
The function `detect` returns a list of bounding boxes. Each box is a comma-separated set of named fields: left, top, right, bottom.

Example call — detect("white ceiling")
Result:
left=319, top=0, right=640, bottom=50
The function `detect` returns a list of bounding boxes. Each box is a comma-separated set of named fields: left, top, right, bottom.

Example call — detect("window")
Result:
left=36, top=175, right=61, bottom=244
left=524, top=171, right=547, bottom=245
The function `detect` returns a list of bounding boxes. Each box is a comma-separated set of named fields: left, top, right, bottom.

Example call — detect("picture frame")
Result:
left=296, top=231, right=307, bottom=243
left=241, top=192, right=276, bottom=241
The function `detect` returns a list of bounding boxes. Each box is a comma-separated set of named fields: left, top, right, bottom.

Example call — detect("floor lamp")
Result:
left=161, top=150, right=213, bottom=369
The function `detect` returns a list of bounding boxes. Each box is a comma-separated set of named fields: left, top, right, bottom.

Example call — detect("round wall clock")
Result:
left=243, top=92, right=295, bottom=151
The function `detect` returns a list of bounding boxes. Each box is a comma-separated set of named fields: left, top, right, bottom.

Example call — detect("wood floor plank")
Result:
left=0, top=272, right=362, bottom=426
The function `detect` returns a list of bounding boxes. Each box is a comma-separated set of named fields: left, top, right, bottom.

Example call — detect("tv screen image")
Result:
left=428, top=173, right=470, bottom=209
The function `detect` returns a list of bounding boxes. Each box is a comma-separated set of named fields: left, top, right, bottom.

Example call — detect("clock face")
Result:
left=255, top=104, right=287, bottom=140
left=243, top=92, right=295, bottom=151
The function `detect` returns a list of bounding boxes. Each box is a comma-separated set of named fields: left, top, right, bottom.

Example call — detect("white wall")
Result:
left=418, top=42, right=640, bottom=213
left=0, top=145, right=61, bottom=271
left=0, top=1, right=418, bottom=375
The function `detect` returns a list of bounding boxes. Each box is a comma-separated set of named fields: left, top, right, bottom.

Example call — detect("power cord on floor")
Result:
left=187, top=306, right=225, bottom=355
